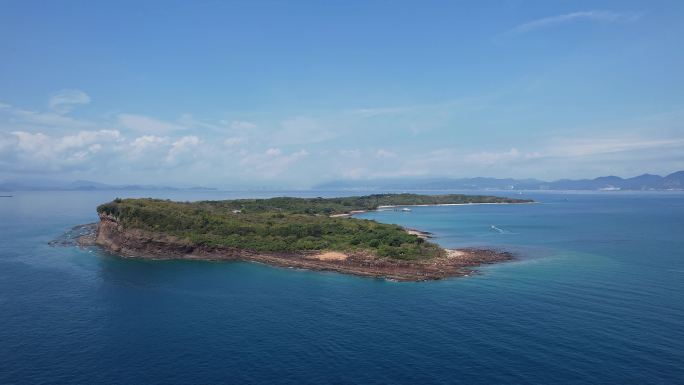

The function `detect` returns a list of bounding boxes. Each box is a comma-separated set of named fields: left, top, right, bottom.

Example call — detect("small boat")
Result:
left=401, top=208, right=412, bottom=212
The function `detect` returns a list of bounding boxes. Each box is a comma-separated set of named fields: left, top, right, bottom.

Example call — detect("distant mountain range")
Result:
left=0, top=179, right=216, bottom=192
left=313, top=171, right=684, bottom=191
left=3, top=171, right=683, bottom=192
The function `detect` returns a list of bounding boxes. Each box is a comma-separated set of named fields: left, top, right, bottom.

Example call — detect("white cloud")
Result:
left=2, top=94, right=682, bottom=185
left=339, top=149, right=361, bottom=158
left=118, top=113, right=185, bottom=133
left=547, top=138, right=684, bottom=158
left=0, top=102, right=92, bottom=130
left=60, top=130, right=121, bottom=149
left=224, top=136, right=247, bottom=146
left=375, top=137, right=684, bottom=180
left=465, top=148, right=523, bottom=165
left=130, top=135, right=169, bottom=153
left=341, top=168, right=367, bottom=179
left=0, top=133, right=16, bottom=153
left=48, top=90, right=91, bottom=114
left=12, top=129, right=120, bottom=154
left=507, top=10, right=641, bottom=36
left=265, top=148, right=282, bottom=156
left=166, top=136, right=201, bottom=164
left=351, top=105, right=419, bottom=118
left=375, top=149, right=397, bottom=159
left=239, top=148, right=309, bottom=178
left=269, top=117, right=337, bottom=146
left=229, top=120, right=257, bottom=131
left=9, top=129, right=121, bottom=170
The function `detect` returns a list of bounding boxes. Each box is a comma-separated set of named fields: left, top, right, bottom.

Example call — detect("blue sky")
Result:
left=1, top=0, right=683, bottom=188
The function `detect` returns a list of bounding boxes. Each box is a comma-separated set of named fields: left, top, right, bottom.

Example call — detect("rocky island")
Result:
left=88, top=194, right=533, bottom=281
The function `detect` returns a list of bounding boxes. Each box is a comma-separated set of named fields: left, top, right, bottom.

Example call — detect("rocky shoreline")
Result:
left=60, top=214, right=515, bottom=282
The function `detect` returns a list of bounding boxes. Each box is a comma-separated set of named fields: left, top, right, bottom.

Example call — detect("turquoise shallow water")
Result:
left=1, top=190, right=683, bottom=384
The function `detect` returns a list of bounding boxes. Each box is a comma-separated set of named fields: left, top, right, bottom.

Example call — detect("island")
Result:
left=87, top=194, right=533, bottom=281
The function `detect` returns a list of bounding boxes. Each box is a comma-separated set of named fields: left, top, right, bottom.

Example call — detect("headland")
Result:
left=75, top=194, right=532, bottom=281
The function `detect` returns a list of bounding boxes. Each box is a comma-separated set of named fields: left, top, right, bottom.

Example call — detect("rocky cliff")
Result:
left=93, top=214, right=514, bottom=281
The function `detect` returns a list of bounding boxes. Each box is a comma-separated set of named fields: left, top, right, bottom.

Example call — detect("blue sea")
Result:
left=1, top=190, right=683, bottom=384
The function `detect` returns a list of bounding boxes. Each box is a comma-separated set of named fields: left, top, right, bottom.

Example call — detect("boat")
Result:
left=401, top=208, right=412, bottom=212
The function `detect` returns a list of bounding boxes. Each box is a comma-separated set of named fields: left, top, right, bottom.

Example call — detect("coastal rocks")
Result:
left=90, top=214, right=515, bottom=281
left=48, top=223, right=98, bottom=247
left=404, top=228, right=433, bottom=240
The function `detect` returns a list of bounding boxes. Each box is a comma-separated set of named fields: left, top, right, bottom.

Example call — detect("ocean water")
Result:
left=1, top=190, right=683, bottom=384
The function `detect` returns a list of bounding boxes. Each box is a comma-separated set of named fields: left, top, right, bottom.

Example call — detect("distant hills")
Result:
left=3, top=171, right=683, bottom=192
left=313, top=171, right=684, bottom=191
left=0, top=178, right=216, bottom=192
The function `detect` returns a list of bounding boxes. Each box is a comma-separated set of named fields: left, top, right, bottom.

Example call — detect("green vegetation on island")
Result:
left=97, top=194, right=532, bottom=260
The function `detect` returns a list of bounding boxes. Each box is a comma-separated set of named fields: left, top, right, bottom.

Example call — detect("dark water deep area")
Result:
left=1, top=190, right=683, bottom=384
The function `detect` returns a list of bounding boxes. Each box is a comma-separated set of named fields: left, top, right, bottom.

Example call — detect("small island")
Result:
left=88, top=194, right=533, bottom=281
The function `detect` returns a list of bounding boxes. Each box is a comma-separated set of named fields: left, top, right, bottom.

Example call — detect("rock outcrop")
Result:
left=93, top=214, right=514, bottom=281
